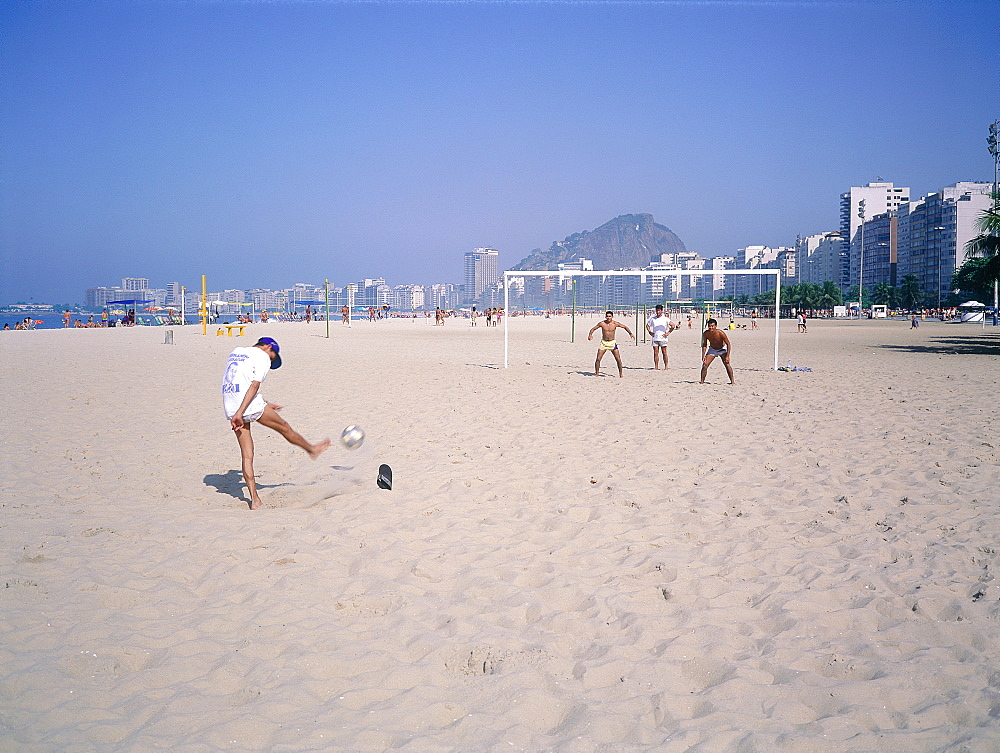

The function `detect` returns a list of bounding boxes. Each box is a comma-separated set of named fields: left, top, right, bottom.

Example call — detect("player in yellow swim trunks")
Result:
left=588, top=311, right=635, bottom=377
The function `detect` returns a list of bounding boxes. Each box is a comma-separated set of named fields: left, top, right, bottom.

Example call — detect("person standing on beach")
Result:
left=797, top=312, right=808, bottom=333
left=700, top=319, right=735, bottom=384
left=63, top=310, right=71, bottom=328
left=645, top=304, right=677, bottom=370
left=588, top=311, right=634, bottom=377
left=222, top=337, right=331, bottom=510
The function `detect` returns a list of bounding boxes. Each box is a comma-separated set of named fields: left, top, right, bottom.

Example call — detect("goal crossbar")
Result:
left=503, top=269, right=782, bottom=369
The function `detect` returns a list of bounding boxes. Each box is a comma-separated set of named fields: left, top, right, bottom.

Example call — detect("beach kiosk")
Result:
left=959, top=301, right=986, bottom=323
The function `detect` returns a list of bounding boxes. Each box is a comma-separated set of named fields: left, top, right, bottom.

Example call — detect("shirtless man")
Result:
left=588, top=311, right=634, bottom=377
left=700, top=318, right=734, bottom=384
left=222, top=337, right=331, bottom=509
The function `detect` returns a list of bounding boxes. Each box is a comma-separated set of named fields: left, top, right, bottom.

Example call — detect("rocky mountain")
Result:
left=510, top=213, right=687, bottom=271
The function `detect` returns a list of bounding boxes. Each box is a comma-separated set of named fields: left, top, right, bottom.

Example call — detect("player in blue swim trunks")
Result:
left=700, top=319, right=735, bottom=384
left=588, top=311, right=634, bottom=377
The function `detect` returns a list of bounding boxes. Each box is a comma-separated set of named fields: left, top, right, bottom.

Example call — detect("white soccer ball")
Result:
left=340, top=425, right=365, bottom=450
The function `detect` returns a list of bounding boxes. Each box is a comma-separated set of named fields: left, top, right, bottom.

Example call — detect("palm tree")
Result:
left=818, top=281, right=843, bottom=311
left=900, top=274, right=922, bottom=310
left=872, top=281, right=894, bottom=305
left=964, top=192, right=1000, bottom=282
left=953, top=256, right=994, bottom=300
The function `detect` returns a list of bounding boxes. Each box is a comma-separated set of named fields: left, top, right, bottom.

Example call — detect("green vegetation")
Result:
left=957, top=190, right=1000, bottom=302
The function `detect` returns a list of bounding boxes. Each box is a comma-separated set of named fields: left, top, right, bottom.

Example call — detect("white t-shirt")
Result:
left=646, top=314, right=674, bottom=344
left=222, top=346, right=271, bottom=419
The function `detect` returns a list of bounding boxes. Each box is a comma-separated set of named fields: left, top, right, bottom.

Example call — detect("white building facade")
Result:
left=464, top=248, right=499, bottom=305
left=840, top=182, right=910, bottom=290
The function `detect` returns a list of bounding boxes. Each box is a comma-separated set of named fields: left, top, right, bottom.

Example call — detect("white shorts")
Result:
left=226, top=396, right=266, bottom=423
left=652, top=338, right=668, bottom=347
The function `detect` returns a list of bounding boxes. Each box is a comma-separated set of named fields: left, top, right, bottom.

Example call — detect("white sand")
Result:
left=1, top=316, right=998, bottom=751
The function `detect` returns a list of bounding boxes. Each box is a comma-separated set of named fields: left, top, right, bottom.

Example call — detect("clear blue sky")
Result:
left=2, top=0, right=997, bottom=304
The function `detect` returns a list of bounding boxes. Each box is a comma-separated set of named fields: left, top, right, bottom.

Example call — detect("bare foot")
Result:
left=249, top=497, right=262, bottom=510
left=308, top=438, right=332, bottom=460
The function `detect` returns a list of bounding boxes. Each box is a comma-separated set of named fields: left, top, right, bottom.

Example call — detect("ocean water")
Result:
left=0, top=312, right=197, bottom=330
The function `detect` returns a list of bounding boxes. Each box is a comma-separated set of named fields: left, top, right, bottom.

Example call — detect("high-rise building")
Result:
left=840, top=182, right=910, bottom=290
left=85, top=287, right=123, bottom=308
left=696, top=256, right=736, bottom=300
left=166, top=282, right=182, bottom=306
left=464, top=248, right=499, bottom=304
left=851, top=212, right=898, bottom=291
left=896, top=182, right=992, bottom=306
left=798, top=232, right=844, bottom=286
left=121, top=277, right=150, bottom=291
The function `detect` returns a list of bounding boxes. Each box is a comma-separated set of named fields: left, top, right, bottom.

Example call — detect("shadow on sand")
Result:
left=203, top=470, right=291, bottom=501
left=876, top=333, right=1000, bottom=357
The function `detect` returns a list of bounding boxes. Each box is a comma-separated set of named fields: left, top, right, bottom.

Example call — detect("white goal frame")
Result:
left=503, top=269, right=782, bottom=369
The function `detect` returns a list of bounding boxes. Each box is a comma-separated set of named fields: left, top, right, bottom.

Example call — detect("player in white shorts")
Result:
left=222, top=337, right=330, bottom=509
left=645, top=304, right=677, bottom=370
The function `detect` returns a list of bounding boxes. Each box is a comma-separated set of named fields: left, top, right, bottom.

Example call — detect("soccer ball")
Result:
left=340, top=425, right=365, bottom=450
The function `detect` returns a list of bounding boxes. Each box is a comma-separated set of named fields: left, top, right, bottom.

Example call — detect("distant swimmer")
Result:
left=222, top=337, right=330, bottom=510
left=588, top=311, right=634, bottom=377
left=700, top=318, right=735, bottom=385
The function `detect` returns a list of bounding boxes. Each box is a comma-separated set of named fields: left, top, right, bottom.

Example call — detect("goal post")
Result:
left=503, top=269, right=782, bottom=369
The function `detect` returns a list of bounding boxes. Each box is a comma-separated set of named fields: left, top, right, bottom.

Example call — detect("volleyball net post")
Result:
left=503, top=269, right=781, bottom=370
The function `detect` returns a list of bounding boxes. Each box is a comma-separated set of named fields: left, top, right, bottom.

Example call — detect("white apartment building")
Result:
left=121, top=277, right=150, bottom=291
left=695, top=256, right=736, bottom=300
left=390, top=285, right=426, bottom=311
left=464, top=248, right=499, bottom=304
left=896, top=182, right=992, bottom=305
left=797, top=232, right=843, bottom=286
left=85, top=287, right=124, bottom=307
left=166, top=282, right=182, bottom=306
left=840, top=182, right=910, bottom=289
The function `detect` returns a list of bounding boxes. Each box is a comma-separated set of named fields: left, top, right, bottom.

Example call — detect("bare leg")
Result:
left=234, top=425, right=261, bottom=509
left=722, top=356, right=735, bottom=384
left=612, top=349, right=624, bottom=377
left=257, top=405, right=331, bottom=459
left=659, top=346, right=669, bottom=370
left=652, top=348, right=660, bottom=370
left=700, top=354, right=714, bottom=383
left=595, top=349, right=606, bottom=376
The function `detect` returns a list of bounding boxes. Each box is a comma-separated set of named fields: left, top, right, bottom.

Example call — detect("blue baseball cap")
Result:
left=255, top=337, right=282, bottom=369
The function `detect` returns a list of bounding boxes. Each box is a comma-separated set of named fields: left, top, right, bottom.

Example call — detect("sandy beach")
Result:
left=1, top=315, right=998, bottom=752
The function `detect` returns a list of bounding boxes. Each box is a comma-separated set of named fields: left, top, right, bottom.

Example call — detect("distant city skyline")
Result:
left=68, top=176, right=991, bottom=313
left=2, top=1, right=996, bottom=304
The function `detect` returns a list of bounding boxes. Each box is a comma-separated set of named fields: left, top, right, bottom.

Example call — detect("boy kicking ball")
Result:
left=700, top=319, right=735, bottom=385
left=222, top=337, right=331, bottom=509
